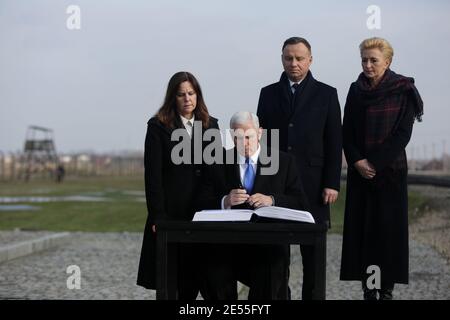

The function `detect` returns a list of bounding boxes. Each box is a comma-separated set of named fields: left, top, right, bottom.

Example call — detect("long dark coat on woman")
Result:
left=340, top=70, right=423, bottom=286
left=137, top=115, right=219, bottom=290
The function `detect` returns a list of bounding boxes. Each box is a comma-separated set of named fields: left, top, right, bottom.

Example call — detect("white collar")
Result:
left=237, top=144, right=261, bottom=165
left=288, top=78, right=303, bottom=88
left=180, top=114, right=195, bottom=126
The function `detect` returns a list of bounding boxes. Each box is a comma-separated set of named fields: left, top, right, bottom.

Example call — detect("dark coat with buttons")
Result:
left=137, top=115, right=219, bottom=289
left=198, top=147, right=310, bottom=213
left=257, top=71, right=342, bottom=225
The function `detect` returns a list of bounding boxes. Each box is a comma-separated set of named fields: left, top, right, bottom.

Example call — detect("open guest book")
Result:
left=192, top=206, right=315, bottom=224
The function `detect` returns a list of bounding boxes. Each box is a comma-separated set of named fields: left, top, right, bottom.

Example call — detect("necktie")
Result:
left=292, top=83, right=299, bottom=95
left=243, top=157, right=255, bottom=194
left=185, top=120, right=193, bottom=137
left=290, top=83, right=300, bottom=112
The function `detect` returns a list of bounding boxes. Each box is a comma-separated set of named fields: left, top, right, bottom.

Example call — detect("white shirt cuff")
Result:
left=221, top=196, right=229, bottom=209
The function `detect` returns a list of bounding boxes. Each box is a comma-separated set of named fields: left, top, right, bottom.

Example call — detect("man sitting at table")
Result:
left=197, top=111, right=309, bottom=300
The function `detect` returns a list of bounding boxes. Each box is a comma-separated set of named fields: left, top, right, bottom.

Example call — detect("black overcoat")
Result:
left=198, top=147, right=310, bottom=213
left=257, top=71, right=342, bottom=225
left=137, top=115, right=219, bottom=289
left=196, top=147, right=310, bottom=298
left=340, top=82, right=415, bottom=285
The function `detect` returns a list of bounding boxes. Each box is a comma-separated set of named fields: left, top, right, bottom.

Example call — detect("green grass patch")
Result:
left=0, top=176, right=144, bottom=196
left=407, top=188, right=428, bottom=224
left=329, top=186, right=346, bottom=234
left=0, top=177, right=430, bottom=233
left=0, top=176, right=147, bottom=232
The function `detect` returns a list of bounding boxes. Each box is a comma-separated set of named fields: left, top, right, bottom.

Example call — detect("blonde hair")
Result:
left=359, top=37, right=394, bottom=63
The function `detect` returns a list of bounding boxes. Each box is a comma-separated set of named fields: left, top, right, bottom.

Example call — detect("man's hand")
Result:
left=151, top=225, right=156, bottom=233
left=247, top=193, right=273, bottom=208
left=322, top=188, right=338, bottom=205
left=354, top=159, right=376, bottom=179
left=224, top=189, right=250, bottom=208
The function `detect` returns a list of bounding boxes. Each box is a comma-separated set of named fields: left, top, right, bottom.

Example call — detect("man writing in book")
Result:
left=198, top=111, right=309, bottom=300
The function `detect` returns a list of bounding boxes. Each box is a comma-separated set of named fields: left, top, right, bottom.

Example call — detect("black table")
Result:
left=156, top=221, right=327, bottom=300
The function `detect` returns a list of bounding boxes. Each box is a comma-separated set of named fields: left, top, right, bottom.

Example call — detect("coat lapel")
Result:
left=251, top=158, right=270, bottom=194
left=167, top=116, right=195, bottom=165
left=225, top=148, right=243, bottom=189
left=277, top=73, right=295, bottom=119
left=291, top=72, right=319, bottom=119
left=225, top=148, right=271, bottom=194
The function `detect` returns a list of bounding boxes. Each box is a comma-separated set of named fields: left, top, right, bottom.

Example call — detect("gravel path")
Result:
left=0, top=230, right=57, bottom=246
left=0, top=232, right=154, bottom=300
left=409, top=185, right=450, bottom=262
left=0, top=231, right=448, bottom=300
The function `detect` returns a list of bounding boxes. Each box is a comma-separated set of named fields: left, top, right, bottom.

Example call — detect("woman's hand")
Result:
left=354, top=159, right=376, bottom=179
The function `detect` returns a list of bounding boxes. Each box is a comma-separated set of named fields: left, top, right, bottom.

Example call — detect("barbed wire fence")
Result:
left=0, top=151, right=144, bottom=182
left=1, top=140, right=449, bottom=182
left=406, top=140, right=450, bottom=172
left=335, top=140, right=450, bottom=175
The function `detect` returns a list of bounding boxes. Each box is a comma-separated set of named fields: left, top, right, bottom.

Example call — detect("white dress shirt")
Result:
left=237, top=145, right=260, bottom=186
left=221, top=145, right=261, bottom=209
left=180, top=114, right=195, bottom=137
left=289, top=78, right=304, bottom=94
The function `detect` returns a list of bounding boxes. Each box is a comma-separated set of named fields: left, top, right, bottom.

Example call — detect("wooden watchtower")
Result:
left=22, top=125, right=59, bottom=181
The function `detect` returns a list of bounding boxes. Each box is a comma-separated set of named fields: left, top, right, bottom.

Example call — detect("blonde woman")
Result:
left=340, top=38, right=423, bottom=300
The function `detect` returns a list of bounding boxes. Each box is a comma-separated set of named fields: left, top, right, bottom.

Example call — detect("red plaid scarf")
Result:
left=354, top=69, right=423, bottom=153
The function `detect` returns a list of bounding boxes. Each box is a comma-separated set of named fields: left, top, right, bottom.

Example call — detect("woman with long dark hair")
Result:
left=137, top=72, right=219, bottom=299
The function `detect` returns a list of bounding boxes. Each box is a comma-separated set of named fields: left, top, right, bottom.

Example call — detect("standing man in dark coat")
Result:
left=257, top=37, right=342, bottom=300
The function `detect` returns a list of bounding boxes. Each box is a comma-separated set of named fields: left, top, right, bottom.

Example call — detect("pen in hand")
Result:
left=238, top=183, right=253, bottom=207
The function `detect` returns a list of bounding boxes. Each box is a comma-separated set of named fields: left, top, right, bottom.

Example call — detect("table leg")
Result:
left=313, top=232, right=327, bottom=300
left=156, top=231, right=178, bottom=299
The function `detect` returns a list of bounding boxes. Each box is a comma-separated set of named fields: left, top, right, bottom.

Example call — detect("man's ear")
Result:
left=257, top=127, right=263, bottom=141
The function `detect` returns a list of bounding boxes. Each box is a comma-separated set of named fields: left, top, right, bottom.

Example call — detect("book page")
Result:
left=254, top=206, right=315, bottom=223
left=192, top=209, right=254, bottom=221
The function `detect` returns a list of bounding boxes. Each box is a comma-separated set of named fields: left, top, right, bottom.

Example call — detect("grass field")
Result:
left=0, top=176, right=147, bottom=232
left=0, top=177, right=428, bottom=233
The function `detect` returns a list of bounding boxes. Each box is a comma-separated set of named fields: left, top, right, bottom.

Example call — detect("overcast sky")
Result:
left=1, top=0, right=449, bottom=158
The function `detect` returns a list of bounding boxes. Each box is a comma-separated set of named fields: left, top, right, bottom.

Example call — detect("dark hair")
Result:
left=156, top=71, right=210, bottom=129
left=282, top=37, right=312, bottom=53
